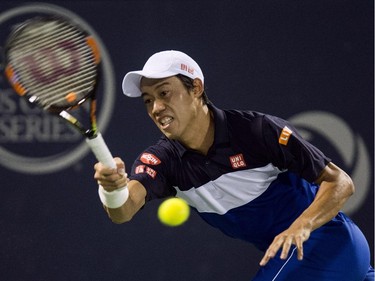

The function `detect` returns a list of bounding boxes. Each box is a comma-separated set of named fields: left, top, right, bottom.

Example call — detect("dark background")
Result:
left=0, top=1, right=373, bottom=280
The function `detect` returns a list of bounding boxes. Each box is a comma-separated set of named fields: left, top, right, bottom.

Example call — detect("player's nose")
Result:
left=152, top=98, right=166, bottom=114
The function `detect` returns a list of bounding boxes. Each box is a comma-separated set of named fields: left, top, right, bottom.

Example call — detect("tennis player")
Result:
left=94, top=50, right=374, bottom=280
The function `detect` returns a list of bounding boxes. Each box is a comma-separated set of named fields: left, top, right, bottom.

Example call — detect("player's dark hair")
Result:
left=176, top=74, right=210, bottom=105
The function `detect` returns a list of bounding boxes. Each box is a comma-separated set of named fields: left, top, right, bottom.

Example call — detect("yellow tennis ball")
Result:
left=158, top=197, right=190, bottom=227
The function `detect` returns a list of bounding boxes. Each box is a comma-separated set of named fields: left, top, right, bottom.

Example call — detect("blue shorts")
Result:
left=253, top=213, right=374, bottom=281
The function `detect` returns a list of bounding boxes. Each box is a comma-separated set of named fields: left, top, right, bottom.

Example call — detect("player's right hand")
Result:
left=94, top=157, right=128, bottom=192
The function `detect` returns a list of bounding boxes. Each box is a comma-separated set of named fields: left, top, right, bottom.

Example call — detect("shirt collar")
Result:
left=209, top=103, right=230, bottom=146
left=167, top=103, right=230, bottom=157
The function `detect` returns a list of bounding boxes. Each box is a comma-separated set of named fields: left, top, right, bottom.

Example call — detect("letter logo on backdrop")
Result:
left=288, top=111, right=371, bottom=215
left=0, top=3, right=116, bottom=174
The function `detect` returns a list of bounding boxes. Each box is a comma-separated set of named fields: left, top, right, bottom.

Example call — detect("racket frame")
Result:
left=3, top=16, right=116, bottom=168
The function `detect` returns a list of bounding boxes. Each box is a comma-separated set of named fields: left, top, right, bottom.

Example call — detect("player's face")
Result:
left=140, top=76, right=203, bottom=142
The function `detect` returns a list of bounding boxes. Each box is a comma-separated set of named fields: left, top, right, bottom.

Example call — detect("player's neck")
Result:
left=182, top=105, right=214, bottom=155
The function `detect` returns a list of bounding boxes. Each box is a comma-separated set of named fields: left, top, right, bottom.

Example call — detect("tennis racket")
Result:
left=3, top=16, right=116, bottom=169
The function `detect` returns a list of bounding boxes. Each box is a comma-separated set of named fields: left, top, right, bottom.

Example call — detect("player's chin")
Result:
left=161, top=129, right=180, bottom=141
left=162, top=131, right=175, bottom=140
left=158, top=125, right=176, bottom=139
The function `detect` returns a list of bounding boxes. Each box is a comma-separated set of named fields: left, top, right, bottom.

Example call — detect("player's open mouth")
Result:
left=160, top=116, right=173, bottom=128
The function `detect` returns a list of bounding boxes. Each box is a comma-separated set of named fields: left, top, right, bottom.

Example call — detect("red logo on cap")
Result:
left=181, top=63, right=194, bottom=75
left=140, top=153, right=161, bottom=165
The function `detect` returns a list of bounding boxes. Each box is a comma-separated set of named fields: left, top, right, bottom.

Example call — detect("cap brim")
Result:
left=122, top=71, right=143, bottom=97
left=122, top=70, right=178, bottom=97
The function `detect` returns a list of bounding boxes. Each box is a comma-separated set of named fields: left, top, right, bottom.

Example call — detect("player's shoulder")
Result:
left=226, top=109, right=290, bottom=130
left=223, top=108, right=268, bottom=132
left=222, top=109, right=292, bottom=146
left=224, top=108, right=265, bottom=122
left=139, top=136, right=181, bottom=164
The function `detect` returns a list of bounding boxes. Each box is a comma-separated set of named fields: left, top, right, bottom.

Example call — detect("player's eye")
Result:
left=143, top=98, right=152, bottom=105
left=159, top=91, right=171, bottom=99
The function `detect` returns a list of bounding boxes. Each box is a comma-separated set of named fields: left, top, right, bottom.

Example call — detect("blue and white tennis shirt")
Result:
left=130, top=103, right=374, bottom=280
left=130, top=103, right=330, bottom=251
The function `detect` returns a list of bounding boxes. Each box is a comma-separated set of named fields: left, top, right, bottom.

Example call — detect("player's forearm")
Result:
left=104, top=181, right=146, bottom=224
left=104, top=202, right=136, bottom=224
left=296, top=163, right=354, bottom=231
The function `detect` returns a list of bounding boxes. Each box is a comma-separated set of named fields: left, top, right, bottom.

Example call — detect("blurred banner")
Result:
left=0, top=1, right=373, bottom=280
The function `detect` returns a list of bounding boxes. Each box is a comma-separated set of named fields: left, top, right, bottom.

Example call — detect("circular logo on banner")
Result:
left=289, top=111, right=371, bottom=215
left=0, top=3, right=116, bottom=174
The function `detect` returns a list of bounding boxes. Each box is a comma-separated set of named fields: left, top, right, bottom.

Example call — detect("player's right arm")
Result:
left=94, top=158, right=147, bottom=224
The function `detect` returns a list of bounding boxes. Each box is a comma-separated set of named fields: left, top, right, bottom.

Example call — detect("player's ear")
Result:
left=192, top=78, right=204, bottom=98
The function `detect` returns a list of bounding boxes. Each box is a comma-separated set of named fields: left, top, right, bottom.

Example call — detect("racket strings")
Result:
left=7, top=19, right=99, bottom=109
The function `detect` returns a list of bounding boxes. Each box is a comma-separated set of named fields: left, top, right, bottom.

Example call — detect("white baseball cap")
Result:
left=122, top=50, right=204, bottom=97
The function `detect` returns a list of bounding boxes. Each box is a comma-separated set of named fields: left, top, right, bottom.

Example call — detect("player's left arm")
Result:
left=259, top=162, right=354, bottom=266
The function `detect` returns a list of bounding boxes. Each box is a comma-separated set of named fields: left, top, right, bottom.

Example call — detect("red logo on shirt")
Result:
left=135, top=165, right=146, bottom=174
left=135, top=165, right=157, bottom=179
left=229, top=154, right=247, bottom=169
left=140, top=153, right=161, bottom=165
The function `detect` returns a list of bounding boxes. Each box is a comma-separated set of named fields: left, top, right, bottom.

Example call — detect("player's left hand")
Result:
left=259, top=220, right=312, bottom=266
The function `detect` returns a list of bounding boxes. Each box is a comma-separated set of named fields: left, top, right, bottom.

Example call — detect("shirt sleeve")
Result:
left=261, top=115, right=331, bottom=183
left=129, top=145, right=176, bottom=202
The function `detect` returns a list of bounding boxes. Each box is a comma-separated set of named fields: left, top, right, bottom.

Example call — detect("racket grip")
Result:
left=86, top=133, right=116, bottom=168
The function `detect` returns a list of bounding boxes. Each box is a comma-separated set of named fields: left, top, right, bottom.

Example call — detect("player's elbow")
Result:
left=323, top=162, right=355, bottom=199
left=343, top=172, right=355, bottom=197
left=335, top=169, right=355, bottom=206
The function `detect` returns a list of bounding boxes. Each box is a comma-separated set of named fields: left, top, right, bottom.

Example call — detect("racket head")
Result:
left=4, top=16, right=101, bottom=113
